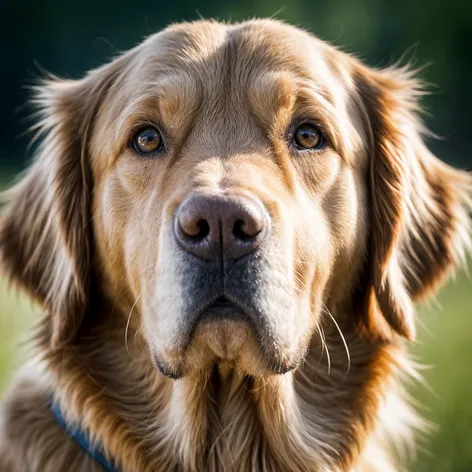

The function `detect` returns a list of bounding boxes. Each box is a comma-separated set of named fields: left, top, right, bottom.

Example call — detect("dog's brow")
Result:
left=156, top=74, right=202, bottom=127
left=115, top=73, right=201, bottom=140
left=246, top=63, right=363, bottom=164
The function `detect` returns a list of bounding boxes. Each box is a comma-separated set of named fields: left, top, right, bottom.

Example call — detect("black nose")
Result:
left=175, top=194, right=268, bottom=260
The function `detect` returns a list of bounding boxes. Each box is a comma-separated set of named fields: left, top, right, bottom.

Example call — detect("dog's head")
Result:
left=1, top=20, right=471, bottom=378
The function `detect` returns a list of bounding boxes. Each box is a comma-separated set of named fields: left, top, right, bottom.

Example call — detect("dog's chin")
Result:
left=152, top=315, right=301, bottom=379
left=192, top=318, right=254, bottom=360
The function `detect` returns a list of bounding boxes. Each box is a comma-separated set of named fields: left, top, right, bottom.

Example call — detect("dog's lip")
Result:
left=152, top=354, right=183, bottom=380
left=198, top=295, right=244, bottom=322
left=184, top=294, right=258, bottom=347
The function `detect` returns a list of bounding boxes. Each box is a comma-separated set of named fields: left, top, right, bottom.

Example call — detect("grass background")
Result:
left=1, top=265, right=471, bottom=470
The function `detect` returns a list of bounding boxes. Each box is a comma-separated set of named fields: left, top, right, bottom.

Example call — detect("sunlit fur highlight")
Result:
left=1, top=19, right=471, bottom=472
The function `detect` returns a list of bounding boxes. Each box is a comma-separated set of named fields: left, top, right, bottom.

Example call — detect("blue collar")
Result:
left=50, top=399, right=117, bottom=472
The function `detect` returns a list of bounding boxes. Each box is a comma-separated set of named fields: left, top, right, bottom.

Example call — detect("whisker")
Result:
left=310, top=290, right=351, bottom=377
left=125, top=290, right=146, bottom=354
left=322, top=305, right=351, bottom=377
left=317, top=323, right=331, bottom=376
left=312, top=320, right=328, bottom=371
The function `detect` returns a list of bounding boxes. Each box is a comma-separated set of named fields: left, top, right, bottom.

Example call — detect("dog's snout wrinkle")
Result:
left=175, top=194, right=267, bottom=260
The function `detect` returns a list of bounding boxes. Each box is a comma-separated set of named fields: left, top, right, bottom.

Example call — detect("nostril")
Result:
left=180, top=218, right=210, bottom=240
left=233, top=219, right=259, bottom=241
left=194, top=219, right=210, bottom=240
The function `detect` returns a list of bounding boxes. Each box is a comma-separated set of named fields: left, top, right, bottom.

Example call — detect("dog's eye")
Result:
left=293, top=123, right=323, bottom=150
left=133, top=127, right=162, bottom=154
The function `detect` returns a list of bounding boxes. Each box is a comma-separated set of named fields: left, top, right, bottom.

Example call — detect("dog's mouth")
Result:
left=198, top=296, right=245, bottom=323
left=154, top=292, right=302, bottom=379
left=182, top=295, right=265, bottom=362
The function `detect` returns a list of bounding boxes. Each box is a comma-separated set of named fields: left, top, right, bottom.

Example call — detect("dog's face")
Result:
left=92, top=22, right=369, bottom=377
left=1, top=20, right=470, bottom=379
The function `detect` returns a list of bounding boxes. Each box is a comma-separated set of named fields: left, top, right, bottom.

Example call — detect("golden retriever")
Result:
left=0, top=18, right=471, bottom=472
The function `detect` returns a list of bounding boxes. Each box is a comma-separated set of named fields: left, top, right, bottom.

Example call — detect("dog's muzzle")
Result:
left=173, top=193, right=274, bottom=341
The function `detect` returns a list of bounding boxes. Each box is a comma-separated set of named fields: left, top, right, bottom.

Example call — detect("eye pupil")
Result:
left=133, top=127, right=162, bottom=154
left=294, top=124, right=323, bottom=150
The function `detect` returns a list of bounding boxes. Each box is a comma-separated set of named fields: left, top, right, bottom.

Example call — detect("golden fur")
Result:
left=0, top=19, right=471, bottom=472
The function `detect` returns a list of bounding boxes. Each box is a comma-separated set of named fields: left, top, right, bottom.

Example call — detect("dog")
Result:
left=0, top=18, right=471, bottom=472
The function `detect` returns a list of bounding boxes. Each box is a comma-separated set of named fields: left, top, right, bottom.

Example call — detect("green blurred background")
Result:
left=0, top=1, right=471, bottom=470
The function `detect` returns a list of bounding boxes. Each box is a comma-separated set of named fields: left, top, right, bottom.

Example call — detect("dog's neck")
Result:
left=40, top=303, right=413, bottom=472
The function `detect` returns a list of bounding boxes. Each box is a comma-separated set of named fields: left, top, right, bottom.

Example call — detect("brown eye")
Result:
left=293, top=123, right=323, bottom=150
left=133, top=127, right=162, bottom=154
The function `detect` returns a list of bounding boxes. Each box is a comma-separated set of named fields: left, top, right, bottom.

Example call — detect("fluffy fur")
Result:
left=0, top=19, right=471, bottom=472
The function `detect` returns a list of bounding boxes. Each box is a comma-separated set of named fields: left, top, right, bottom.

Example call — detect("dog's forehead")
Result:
left=132, top=20, right=345, bottom=97
left=97, top=20, right=361, bottom=164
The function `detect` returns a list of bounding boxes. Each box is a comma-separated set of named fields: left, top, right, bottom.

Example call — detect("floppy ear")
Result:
left=355, top=65, right=472, bottom=341
left=0, top=66, right=120, bottom=348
